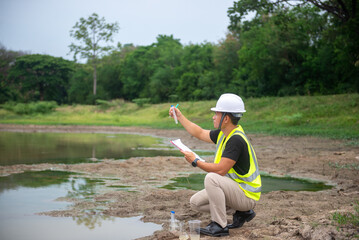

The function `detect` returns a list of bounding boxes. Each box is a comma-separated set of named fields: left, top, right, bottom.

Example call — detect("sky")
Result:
left=0, top=0, right=235, bottom=61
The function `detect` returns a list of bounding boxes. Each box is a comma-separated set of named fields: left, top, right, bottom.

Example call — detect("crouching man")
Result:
left=169, top=93, right=261, bottom=237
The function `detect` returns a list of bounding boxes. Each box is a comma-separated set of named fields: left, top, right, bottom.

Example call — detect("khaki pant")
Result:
left=190, top=172, right=256, bottom=228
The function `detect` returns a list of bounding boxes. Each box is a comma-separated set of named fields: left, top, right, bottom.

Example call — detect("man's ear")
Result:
left=224, top=115, right=230, bottom=124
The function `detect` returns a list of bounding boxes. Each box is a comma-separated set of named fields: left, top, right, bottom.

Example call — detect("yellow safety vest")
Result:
left=214, top=125, right=261, bottom=201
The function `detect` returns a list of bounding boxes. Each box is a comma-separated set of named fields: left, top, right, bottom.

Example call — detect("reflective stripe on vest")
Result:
left=214, top=126, right=261, bottom=201
left=226, top=130, right=260, bottom=183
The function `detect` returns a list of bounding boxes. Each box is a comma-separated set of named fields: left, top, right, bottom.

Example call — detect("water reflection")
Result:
left=0, top=170, right=72, bottom=193
left=0, top=170, right=105, bottom=199
left=0, top=132, right=182, bottom=165
left=0, top=170, right=162, bottom=239
left=0, top=170, right=102, bottom=210
left=66, top=177, right=105, bottom=200
left=72, top=213, right=115, bottom=230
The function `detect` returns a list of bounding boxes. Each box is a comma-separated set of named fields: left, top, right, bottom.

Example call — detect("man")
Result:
left=169, top=93, right=261, bottom=237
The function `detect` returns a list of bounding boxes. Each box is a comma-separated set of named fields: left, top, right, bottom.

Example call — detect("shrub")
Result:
left=96, top=99, right=114, bottom=110
left=132, top=98, right=150, bottom=107
left=1, top=101, right=58, bottom=115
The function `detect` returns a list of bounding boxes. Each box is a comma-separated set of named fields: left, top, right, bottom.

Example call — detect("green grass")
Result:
left=0, top=94, right=358, bottom=140
left=332, top=201, right=359, bottom=229
left=329, top=162, right=359, bottom=170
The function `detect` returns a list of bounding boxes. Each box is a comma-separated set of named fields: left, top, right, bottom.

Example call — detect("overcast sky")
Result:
left=0, top=0, right=235, bottom=61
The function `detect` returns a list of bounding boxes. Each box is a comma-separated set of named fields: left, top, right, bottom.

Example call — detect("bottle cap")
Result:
left=171, top=211, right=175, bottom=214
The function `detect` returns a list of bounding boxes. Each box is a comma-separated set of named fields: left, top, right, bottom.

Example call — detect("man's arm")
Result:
left=181, top=150, right=235, bottom=176
left=197, top=157, right=235, bottom=176
left=169, top=107, right=212, bottom=143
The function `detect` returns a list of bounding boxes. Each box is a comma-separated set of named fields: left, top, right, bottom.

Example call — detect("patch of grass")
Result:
left=0, top=94, right=358, bottom=140
left=332, top=202, right=359, bottom=229
left=2, top=101, right=58, bottom=114
left=329, top=162, right=359, bottom=170
left=345, top=139, right=359, bottom=146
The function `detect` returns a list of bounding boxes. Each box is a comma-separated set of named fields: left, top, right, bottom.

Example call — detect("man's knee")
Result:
left=204, top=172, right=221, bottom=188
left=190, top=194, right=200, bottom=211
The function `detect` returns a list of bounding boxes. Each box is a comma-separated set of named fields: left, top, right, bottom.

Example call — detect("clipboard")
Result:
left=170, top=139, right=205, bottom=162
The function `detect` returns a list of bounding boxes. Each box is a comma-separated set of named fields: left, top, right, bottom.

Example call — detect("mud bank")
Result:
left=1, top=124, right=358, bottom=239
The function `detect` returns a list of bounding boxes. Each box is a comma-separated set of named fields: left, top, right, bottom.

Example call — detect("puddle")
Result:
left=0, top=170, right=162, bottom=240
left=161, top=173, right=333, bottom=192
left=0, top=215, right=160, bottom=240
left=0, top=132, right=185, bottom=165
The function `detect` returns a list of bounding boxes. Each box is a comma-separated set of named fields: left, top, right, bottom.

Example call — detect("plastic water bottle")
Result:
left=170, top=211, right=177, bottom=231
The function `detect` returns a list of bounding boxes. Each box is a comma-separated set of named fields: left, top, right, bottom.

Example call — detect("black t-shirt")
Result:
left=210, top=129, right=250, bottom=175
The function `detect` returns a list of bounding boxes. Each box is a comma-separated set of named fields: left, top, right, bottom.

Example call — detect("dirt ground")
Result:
left=1, top=124, right=359, bottom=239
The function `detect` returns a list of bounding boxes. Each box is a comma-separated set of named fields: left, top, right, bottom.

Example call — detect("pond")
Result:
left=0, top=131, right=184, bottom=165
left=0, top=170, right=162, bottom=240
left=0, top=131, right=333, bottom=239
left=0, top=131, right=178, bottom=240
left=161, top=173, right=333, bottom=192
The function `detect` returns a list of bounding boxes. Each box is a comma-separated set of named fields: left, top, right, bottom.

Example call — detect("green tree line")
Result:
left=1, top=2, right=358, bottom=105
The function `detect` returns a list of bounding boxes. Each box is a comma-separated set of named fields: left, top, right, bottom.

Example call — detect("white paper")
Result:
left=170, top=139, right=205, bottom=162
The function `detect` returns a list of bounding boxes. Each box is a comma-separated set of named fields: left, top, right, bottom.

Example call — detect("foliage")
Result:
left=228, top=1, right=359, bottom=97
left=2, top=101, right=58, bottom=115
left=69, top=13, right=119, bottom=62
left=69, top=13, right=119, bottom=96
left=97, top=52, right=123, bottom=100
left=117, top=35, right=184, bottom=103
left=328, top=162, right=359, bottom=170
left=132, top=98, right=150, bottom=107
left=176, top=43, right=215, bottom=100
left=8, top=54, right=73, bottom=104
left=1, top=5, right=359, bottom=104
left=332, top=202, right=359, bottom=228
left=68, top=64, right=93, bottom=104
left=95, top=99, right=116, bottom=110
left=227, top=0, right=358, bottom=27
left=95, top=99, right=125, bottom=110
left=0, top=94, right=358, bottom=140
left=0, top=44, right=28, bottom=103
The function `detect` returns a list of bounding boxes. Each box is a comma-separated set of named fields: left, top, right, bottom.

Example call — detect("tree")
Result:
left=119, top=46, right=152, bottom=100
left=8, top=54, right=73, bottom=103
left=0, top=44, right=28, bottom=103
left=145, top=35, right=183, bottom=103
left=228, top=0, right=358, bottom=28
left=68, top=64, right=93, bottom=104
left=228, top=5, right=332, bottom=97
left=228, top=0, right=359, bottom=96
left=177, top=43, right=215, bottom=100
left=69, top=13, right=119, bottom=96
left=213, top=33, right=241, bottom=93
left=228, top=0, right=359, bottom=66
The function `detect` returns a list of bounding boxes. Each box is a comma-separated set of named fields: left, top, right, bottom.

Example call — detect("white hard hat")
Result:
left=211, top=93, right=246, bottom=117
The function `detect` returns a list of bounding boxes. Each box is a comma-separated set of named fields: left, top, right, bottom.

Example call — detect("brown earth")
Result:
left=1, top=124, right=359, bottom=239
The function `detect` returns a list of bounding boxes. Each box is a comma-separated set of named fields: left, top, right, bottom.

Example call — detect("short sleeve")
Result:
left=209, top=129, right=221, bottom=144
left=221, top=135, right=244, bottom=162
left=222, top=135, right=250, bottom=175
